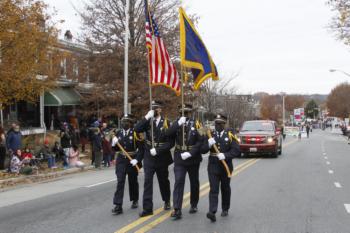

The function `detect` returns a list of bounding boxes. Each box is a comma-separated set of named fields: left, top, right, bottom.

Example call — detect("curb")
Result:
left=0, top=165, right=95, bottom=190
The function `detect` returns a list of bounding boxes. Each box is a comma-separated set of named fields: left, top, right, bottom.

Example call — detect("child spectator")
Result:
left=22, top=147, right=40, bottom=167
left=69, top=145, right=85, bottom=168
left=10, top=150, right=22, bottom=174
left=21, top=146, right=32, bottom=161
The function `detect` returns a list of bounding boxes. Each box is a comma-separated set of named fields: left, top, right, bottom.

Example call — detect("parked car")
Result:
left=238, top=120, right=282, bottom=158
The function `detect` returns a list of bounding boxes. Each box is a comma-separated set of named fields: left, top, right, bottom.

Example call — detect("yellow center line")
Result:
left=135, top=159, right=260, bottom=233
left=114, top=159, right=255, bottom=233
left=131, top=139, right=299, bottom=233
left=116, top=140, right=298, bottom=233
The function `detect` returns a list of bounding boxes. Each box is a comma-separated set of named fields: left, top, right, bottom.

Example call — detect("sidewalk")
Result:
left=0, top=153, right=97, bottom=190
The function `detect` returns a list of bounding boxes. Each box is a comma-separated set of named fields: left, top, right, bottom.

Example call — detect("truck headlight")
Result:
left=267, top=137, right=273, bottom=143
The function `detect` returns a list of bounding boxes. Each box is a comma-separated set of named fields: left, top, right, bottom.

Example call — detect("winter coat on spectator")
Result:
left=6, top=130, right=22, bottom=152
left=60, top=130, right=71, bottom=149
left=0, top=130, right=6, bottom=170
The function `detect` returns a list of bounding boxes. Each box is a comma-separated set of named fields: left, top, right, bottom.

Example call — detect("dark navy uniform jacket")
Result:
left=135, top=117, right=173, bottom=167
left=166, top=119, right=202, bottom=166
left=114, top=128, right=143, bottom=168
left=201, top=130, right=240, bottom=174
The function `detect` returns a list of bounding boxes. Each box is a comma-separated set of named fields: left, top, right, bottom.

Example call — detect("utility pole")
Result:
left=0, top=103, right=3, bottom=128
left=282, top=95, right=285, bottom=126
left=123, top=0, right=130, bottom=115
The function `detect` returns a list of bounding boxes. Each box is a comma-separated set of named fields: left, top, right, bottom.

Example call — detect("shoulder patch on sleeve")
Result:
left=163, top=118, right=169, bottom=129
left=228, top=131, right=238, bottom=143
left=195, top=120, right=202, bottom=130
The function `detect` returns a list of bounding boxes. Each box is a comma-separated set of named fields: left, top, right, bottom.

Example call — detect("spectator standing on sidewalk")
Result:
left=80, top=122, right=89, bottom=153
left=60, top=123, right=72, bottom=169
left=102, top=134, right=113, bottom=167
left=52, top=142, right=64, bottom=162
left=6, top=125, right=22, bottom=152
left=92, top=128, right=103, bottom=169
left=0, top=127, right=6, bottom=170
left=306, top=124, right=310, bottom=138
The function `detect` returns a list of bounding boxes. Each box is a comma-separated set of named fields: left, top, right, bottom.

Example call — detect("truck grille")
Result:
left=241, top=136, right=266, bottom=144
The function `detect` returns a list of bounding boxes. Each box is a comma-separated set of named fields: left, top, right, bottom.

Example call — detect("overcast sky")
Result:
left=44, top=0, right=350, bottom=95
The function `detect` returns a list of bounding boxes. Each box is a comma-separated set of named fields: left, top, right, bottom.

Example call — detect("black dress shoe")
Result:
left=221, top=210, right=228, bottom=217
left=164, top=201, right=171, bottom=210
left=189, top=206, right=198, bottom=214
left=139, top=210, right=153, bottom=217
left=206, top=212, right=216, bottom=222
left=131, top=201, right=138, bottom=209
left=111, top=205, right=123, bottom=215
left=171, top=209, right=182, bottom=220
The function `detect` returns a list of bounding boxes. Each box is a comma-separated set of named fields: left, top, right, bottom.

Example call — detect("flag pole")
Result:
left=148, top=58, right=155, bottom=148
left=124, top=0, right=130, bottom=116
left=181, top=65, right=186, bottom=150
left=146, top=2, right=155, bottom=148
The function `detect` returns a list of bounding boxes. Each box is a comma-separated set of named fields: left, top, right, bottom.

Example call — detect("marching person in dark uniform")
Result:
left=135, top=101, right=174, bottom=217
left=166, top=104, right=202, bottom=220
left=111, top=114, right=143, bottom=215
left=201, top=114, right=240, bottom=222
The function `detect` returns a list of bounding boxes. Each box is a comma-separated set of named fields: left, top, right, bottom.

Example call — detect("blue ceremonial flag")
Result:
left=179, top=7, right=219, bottom=90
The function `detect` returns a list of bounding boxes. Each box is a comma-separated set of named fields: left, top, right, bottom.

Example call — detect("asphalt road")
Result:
left=0, top=129, right=349, bottom=233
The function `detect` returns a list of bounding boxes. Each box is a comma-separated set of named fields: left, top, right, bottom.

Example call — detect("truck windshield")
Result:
left=241, top=122, right=274, bottom=131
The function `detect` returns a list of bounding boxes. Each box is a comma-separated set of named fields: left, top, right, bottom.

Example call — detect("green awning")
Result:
left=44, top=88, right=81, bottom=106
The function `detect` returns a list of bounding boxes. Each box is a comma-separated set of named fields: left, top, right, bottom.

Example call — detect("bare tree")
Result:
left=197, top=72, right=239, bottom=114
left=77, top=0, right=183, bottom=118
left=328, top=0, right=350, bottom=45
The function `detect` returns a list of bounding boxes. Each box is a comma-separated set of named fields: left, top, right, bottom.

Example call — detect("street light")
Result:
left=329, top=69, right=350, bottom=77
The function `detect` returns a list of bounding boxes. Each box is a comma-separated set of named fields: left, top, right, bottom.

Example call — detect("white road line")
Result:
left=323, top=153, right=326, bottom=156
left=85, top=179, right=117, bottom=188
left=324, top=156, right=328, bottom=159
left=326, top=161, right=331, bottom=165
left=345, top=204, right=350, bottom=214
left=334, top=182, right=342, bottom=188
left=328, top=170, right=334, bottom=174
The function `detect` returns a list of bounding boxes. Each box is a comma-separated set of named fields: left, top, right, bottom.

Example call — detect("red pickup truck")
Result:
left=237, top=120, right=282, bottom=158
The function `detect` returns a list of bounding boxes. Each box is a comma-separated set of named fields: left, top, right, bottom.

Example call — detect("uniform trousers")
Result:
left=173, top=163, right=200, bottom=210
left=113, top=162, right=139, bottom=206
left=208, top=167, right=231, bottom=213
left=143, top=164, right=170, bottom=211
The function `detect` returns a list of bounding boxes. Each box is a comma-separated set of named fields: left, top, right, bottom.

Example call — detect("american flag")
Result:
left=144, top=0, right=180, bottom=95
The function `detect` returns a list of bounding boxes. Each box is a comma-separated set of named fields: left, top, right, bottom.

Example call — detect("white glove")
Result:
left=217, top=153, right=225, bottom=160
left=208, top=138, right=216, bottom=148
left=177, top=117, right=187, bottom=126
left=130, top=159, right=138, bottom=167
left=150, top=148, right=157, bottom=156
left=181, top=152, right=192, bottom=160
left=111, top=136, right=119, bottom=147
left=145, top=110, right=155, bottom=120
